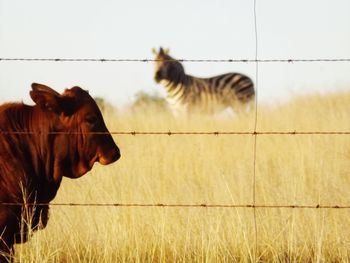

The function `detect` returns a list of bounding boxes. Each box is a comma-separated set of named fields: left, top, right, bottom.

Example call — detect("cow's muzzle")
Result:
left=99, top=146, right=121, bottom=165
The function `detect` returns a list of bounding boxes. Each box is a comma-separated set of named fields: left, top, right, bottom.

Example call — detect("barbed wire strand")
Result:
left=0, top=202, right=349, bottom=209
left=1, top=131, right=349, bottom=135
left=1, top=58, right=350, bottom=63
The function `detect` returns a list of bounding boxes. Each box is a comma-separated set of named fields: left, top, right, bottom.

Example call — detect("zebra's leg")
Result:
left=170, top=104, right=188, bottom=118
left=231, top=98, right=255, bottom=115
left=214, top=107, right=236, bottom=119
left=244, top=99, right=256, bottom=113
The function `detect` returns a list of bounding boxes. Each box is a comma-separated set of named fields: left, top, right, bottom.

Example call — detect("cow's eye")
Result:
left=85, top=115, right=98, bottom=125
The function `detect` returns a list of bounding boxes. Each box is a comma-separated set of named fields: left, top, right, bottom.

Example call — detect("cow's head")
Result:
left=30, top=83, right=120, bottom=180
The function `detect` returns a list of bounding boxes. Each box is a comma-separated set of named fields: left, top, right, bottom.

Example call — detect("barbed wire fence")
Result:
left=1, top=203, right=349, bottom=209
left=0, top=0, right=350, bottom=259
left=1, top=58, right=350, bottom=62
left=0, top=131, right=349, bottom=135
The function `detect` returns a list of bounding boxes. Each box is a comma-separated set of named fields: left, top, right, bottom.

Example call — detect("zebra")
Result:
left=152, top=47, right=255, bottom=115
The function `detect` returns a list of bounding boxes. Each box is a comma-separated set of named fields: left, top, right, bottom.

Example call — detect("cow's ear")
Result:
left=30, top=83, right=63, bottom=113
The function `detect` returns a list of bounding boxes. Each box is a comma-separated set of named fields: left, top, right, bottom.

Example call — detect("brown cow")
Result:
left=0, top=83, right=120, bottom=262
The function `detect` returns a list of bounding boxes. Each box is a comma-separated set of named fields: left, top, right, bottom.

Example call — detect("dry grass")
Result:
left=14, top=92, right=350, bottom=262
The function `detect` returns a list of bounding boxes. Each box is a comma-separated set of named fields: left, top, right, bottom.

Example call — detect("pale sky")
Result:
left=0, top=0, right=349, bottom=108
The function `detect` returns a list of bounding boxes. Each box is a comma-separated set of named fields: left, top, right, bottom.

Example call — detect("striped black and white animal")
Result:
left=153, top=47, right=255, bottom=115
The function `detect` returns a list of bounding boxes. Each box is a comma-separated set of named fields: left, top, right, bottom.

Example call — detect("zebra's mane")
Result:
left=162, top=54, right=191, bottom=87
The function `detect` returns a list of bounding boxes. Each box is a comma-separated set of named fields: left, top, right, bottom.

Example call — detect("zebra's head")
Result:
left=153, top=47, right=185, bottom=84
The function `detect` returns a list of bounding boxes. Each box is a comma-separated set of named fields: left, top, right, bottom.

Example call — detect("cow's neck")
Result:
left=26, top=106, right=62, bottom=202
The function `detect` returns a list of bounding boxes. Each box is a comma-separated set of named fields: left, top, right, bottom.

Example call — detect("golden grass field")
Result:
left=14, top=92, right=350, bottom=262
